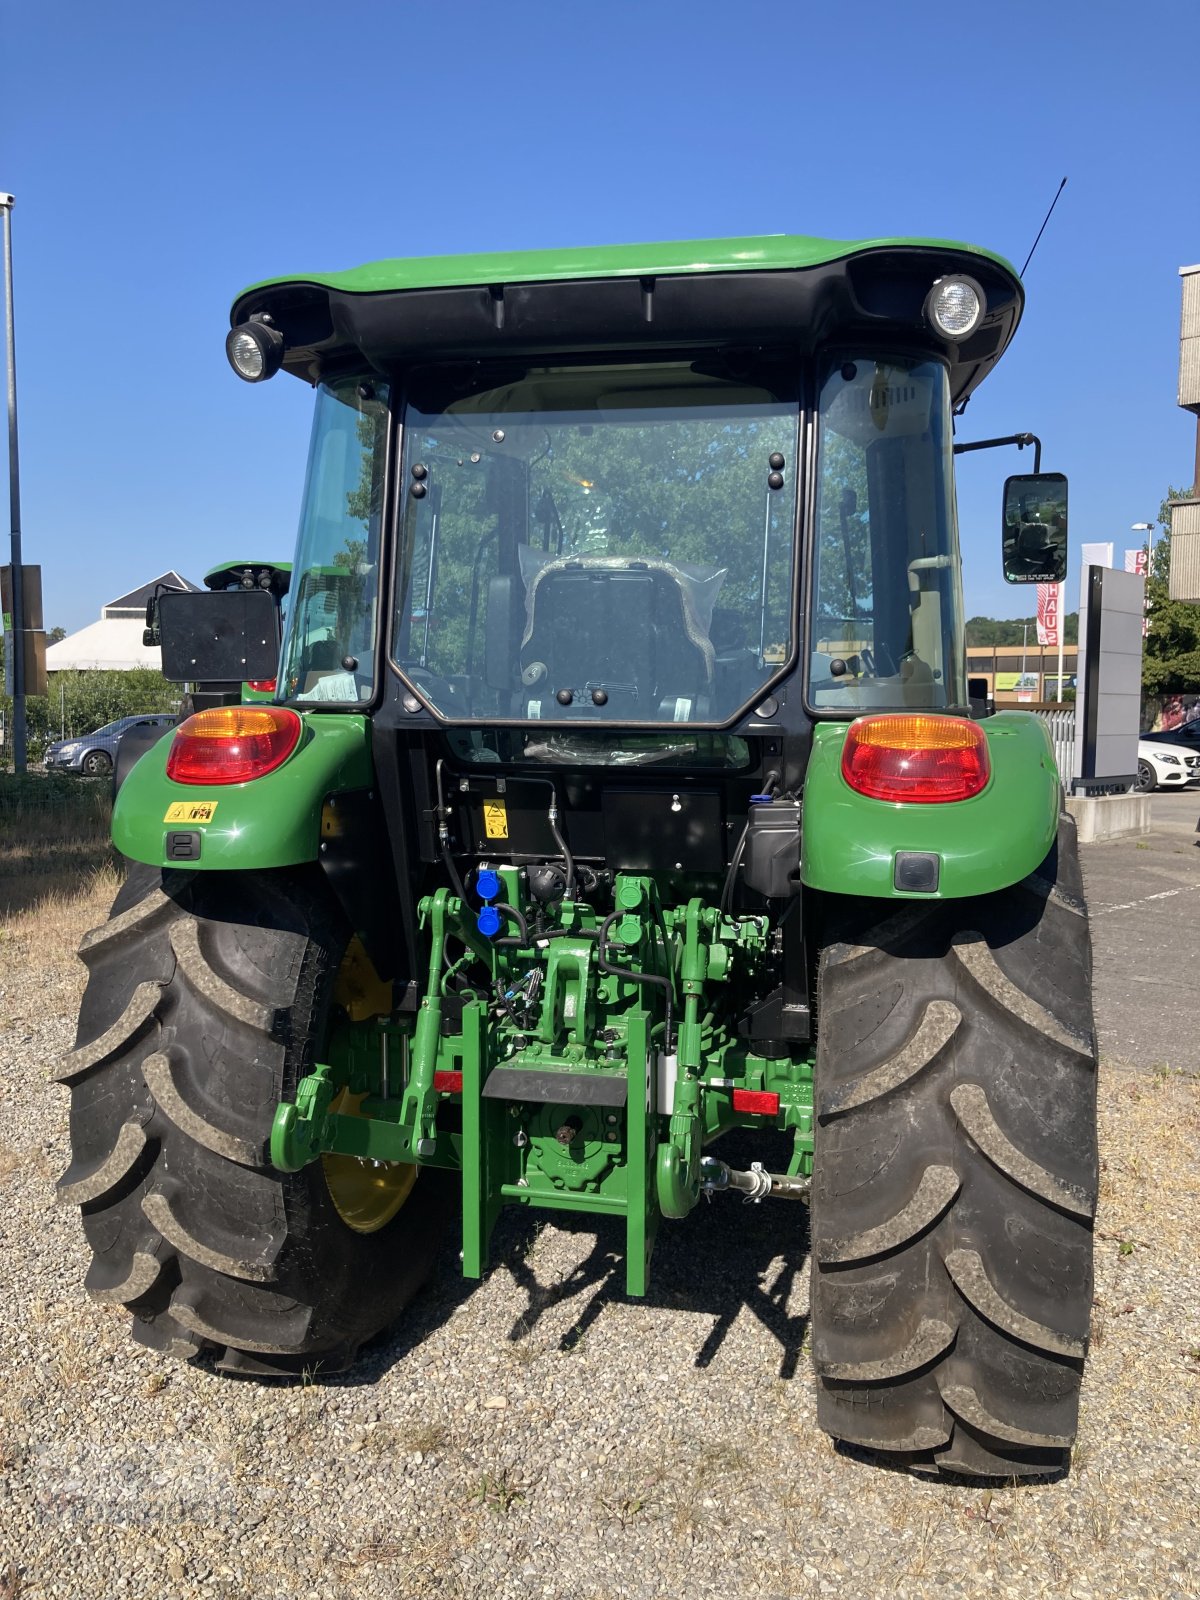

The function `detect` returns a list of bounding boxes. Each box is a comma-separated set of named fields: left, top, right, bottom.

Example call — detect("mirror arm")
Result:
left=953, top=432, right=1042, bottom=473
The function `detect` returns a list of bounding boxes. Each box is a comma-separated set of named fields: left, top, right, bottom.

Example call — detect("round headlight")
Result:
left=225, top=317, right=285, bottom=383
left=924, top=275, right=985, bottom=341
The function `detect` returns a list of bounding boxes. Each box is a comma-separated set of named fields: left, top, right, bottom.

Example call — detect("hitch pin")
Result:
left=700, top=1156, right=810, bottom=1205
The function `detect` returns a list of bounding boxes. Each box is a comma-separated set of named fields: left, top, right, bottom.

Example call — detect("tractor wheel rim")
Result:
left=321, top=1088, right=418, bottom=1233
left=321, top=940, right=419, bottom=1233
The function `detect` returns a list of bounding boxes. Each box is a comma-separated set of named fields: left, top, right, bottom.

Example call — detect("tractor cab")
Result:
left=243, top=239, right=1027, bottom=746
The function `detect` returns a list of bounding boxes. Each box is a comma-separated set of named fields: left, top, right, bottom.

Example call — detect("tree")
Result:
left=1, top=653, right=179, bottom=767
left=1141, top=488, right=1200, bottom=695
left=965, top=614, right=1079, bottom=647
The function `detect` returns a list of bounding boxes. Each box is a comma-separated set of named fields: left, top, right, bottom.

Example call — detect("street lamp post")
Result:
left=1131, top=521, right=1154, bottom=575
left=1, top=191, right=26, bottom=772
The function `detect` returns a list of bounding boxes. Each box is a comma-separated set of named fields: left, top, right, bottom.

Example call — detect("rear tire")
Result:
left=57, top=866, right=448, bottom=1374
left=810, top=816, right=1097, bottom=1478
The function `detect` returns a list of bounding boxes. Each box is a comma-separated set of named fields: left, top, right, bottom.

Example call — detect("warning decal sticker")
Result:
left=482, top=799, right=509, bottom=840
left=163, top=801, right=219, bottom=824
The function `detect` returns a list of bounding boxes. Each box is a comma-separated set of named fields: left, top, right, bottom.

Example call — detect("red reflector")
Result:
left=732, top=1088, right=780, bottom=1116
left=246, top=679, right=277, bottom=693
left=433, top=1070, right=463, bottom=1094
left=165, top=706, right=301, bottom=785
left=841, top=714, right=990, bottom=803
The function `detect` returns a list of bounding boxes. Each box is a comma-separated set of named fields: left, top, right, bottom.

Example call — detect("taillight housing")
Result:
left=166, top=707, right=301, bottom=785
left=841, top=714, right=990, bottom=803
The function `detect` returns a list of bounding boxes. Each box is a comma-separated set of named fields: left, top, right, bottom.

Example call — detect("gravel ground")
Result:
left=1, top=849, right=1198, bottom=1600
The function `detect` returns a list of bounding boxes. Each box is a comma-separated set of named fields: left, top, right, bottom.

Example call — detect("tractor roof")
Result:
left=231, top=233, right=1024, bottom=406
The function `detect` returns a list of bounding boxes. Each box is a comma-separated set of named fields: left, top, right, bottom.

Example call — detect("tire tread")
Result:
left=61, top=866, right=448, bottom=1372
left=811, top=831, right=1097, bottom=1479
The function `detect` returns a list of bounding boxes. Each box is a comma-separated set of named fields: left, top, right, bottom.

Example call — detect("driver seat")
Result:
left=519, top=557, right=715, bottom=719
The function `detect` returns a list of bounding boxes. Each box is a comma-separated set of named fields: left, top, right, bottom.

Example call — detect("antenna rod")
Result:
left=1019, top=177, right=1067, bottom=278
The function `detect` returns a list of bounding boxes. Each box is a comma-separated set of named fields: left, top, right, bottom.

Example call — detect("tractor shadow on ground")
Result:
left=327, top=1215, right=497, bottom=1388
left=323, top=1130, right=808, bottom=1389
left=830, top=1438, right=1069, bottom=1487
left=497, top=1128, right=809, bottom=1381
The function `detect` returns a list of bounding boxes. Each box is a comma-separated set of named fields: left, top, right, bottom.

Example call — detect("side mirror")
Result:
left=1002, top=472, right=1067, bottom=584
left=143, top=593, right=162, bottom=648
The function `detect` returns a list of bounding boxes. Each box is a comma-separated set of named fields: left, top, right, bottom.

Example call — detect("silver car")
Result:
left=43, top=714, right=176, bottom=777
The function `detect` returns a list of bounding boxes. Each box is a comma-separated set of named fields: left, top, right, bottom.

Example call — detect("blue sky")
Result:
left=4, top=0, right=1198, bottom=633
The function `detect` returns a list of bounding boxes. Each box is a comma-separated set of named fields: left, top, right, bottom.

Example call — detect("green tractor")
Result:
left=58, top=234, right=1095, bottom=1479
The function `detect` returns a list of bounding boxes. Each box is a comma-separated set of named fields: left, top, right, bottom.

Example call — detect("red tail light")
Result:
left=166, top=707, right=301, bottom=785
left=246, top=679, right=277, bottom=694
left=841, top=714, right=990, bottom=803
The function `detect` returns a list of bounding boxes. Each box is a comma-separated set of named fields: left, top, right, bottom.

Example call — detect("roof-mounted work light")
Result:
left=226, top=314, right=285, bottom=382
left=924, top=275, right=985, bottom=341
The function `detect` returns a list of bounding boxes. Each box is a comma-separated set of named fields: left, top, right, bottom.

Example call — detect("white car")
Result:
left=1136, top=737, right=1200, bottom=792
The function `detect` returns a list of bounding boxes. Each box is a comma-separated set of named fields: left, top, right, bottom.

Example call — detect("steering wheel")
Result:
left=400, top=664, right=462, bottom=707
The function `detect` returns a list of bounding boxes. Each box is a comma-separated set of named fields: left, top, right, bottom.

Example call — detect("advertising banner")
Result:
left=995, top=671, right=1041, bottom=693
left=1036, top=582, right=1060, bottom=646
left=1125, top=548, right=1150, bottom=633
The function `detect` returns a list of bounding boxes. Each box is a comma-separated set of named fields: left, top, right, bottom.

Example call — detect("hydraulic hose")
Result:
left=515, top=776, right=576, bottom=900
left=548, top=807, right=576, bottom=902
left=434, top=757, right=468, bottom=903
left=719, top=826, right=748, bottom=917
left=493, top=902, right=529, bottom=946
left=597, top=909, right=674, bottom=1049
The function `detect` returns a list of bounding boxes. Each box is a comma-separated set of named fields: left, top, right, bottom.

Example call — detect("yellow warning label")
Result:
left=164, top=801, right=219, bottom=825
left=483, top=799, right=509, bottom=840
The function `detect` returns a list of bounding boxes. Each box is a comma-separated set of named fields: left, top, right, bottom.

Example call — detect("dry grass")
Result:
left=374, top=1420, right=449, bottom=1456
left=0, top=772, right=116, bottom=922
left=0, top=857, right=120, bottom=1030
left=332, top=1527, right=467, bottom=1592
left=0, top=776, right=122, bottom=1026
left=1, top=857, right=121, bottom=948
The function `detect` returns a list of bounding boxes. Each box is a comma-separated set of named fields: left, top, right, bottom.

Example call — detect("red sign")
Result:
left=1036, top=582, right=1060, bottom=647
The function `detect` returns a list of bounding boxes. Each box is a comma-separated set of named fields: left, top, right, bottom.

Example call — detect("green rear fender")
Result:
left=801, top=712, right=1061, bottom=900
left=112, top=714, right=374, bottom=870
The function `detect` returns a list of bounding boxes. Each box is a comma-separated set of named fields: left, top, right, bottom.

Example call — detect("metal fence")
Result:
left=1031, top=707, right=1076, bottom=784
